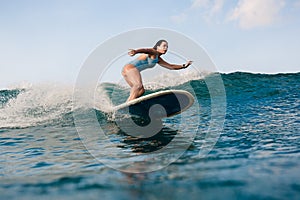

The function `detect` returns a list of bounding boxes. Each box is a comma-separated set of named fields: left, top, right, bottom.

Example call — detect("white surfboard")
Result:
left=113, top=90, right=194, bottom=119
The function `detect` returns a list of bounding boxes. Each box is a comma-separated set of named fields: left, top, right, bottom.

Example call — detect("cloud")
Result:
left=190, top=0, right=210, bottom=9
left=206, top=0, right=224, bottom=22
left=171, top=0, right=224, bottom=24
left=171, top=0, right=287, bottom=29
left=228, top=0, right=286, bottom=29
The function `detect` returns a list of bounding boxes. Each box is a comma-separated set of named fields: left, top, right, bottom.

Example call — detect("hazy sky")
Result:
left=1, top=0, right=300, bottom=88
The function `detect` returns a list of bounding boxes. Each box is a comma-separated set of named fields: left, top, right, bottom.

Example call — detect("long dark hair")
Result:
left=153, top=39, right=168, bottom=50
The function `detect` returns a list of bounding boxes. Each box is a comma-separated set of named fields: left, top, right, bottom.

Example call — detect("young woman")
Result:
left=122, top=39, right=193, bottom=101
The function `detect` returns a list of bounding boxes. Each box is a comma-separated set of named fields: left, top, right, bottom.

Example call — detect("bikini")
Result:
left=128, top=55, right=159, bottom=72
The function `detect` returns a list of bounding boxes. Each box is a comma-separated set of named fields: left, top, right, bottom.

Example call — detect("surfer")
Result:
left=122, top=39, right=193, bottom=101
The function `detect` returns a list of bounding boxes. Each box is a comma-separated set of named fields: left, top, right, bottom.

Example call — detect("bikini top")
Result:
left=129, top=55, right=159, bottom=72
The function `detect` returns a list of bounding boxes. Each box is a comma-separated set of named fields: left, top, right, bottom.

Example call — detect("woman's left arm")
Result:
left=128, top=48, right=159, bottom=56
left=158, top=58, right=193, bottom=70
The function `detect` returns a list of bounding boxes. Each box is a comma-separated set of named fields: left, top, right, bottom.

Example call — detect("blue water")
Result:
left=0, top=72, right=299, bottom=199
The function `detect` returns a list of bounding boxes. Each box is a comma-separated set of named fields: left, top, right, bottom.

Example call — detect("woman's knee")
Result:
left=133, top=83, right=144, bottom=90
left=132, top=84, right=144, bottom=94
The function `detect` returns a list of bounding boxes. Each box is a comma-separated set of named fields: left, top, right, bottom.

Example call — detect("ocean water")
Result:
left=0, top=72, right=299, bottom=199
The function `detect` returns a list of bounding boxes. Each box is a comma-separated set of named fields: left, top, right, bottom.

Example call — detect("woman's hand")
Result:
left=128, top=49, right=136, bottom=56
left=183, top=60, right=193, bottom=68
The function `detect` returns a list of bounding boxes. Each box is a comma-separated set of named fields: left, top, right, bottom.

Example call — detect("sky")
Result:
left=1, top=0, right=300, bottom=88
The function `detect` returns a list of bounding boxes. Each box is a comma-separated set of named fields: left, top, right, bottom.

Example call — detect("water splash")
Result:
left=0, top=83, right=74, bottom=128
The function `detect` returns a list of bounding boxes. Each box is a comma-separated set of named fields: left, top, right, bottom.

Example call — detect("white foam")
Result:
left=0, top=83, right=74, bottom=128
left=93, top=84, right=115, bottom=113
left=142, top=70, right=209, bottom=90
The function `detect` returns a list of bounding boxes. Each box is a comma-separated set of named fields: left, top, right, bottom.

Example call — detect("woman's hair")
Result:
left=153, top=39, right=168, bottom=50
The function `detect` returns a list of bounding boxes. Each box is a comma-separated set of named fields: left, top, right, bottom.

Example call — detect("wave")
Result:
left=0, top=83, right=75, bottom=128
left=0, top=72, right=299, bottom=129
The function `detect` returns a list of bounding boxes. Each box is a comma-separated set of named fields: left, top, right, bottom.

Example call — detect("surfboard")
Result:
left=113, top=90, right=194, bottom=119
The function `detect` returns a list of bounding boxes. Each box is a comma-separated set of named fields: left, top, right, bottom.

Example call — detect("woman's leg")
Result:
left=122, top=64, right=145, bottom=101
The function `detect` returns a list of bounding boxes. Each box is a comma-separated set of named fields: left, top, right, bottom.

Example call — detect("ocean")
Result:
left=0, top=72, right=299, bottom=199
